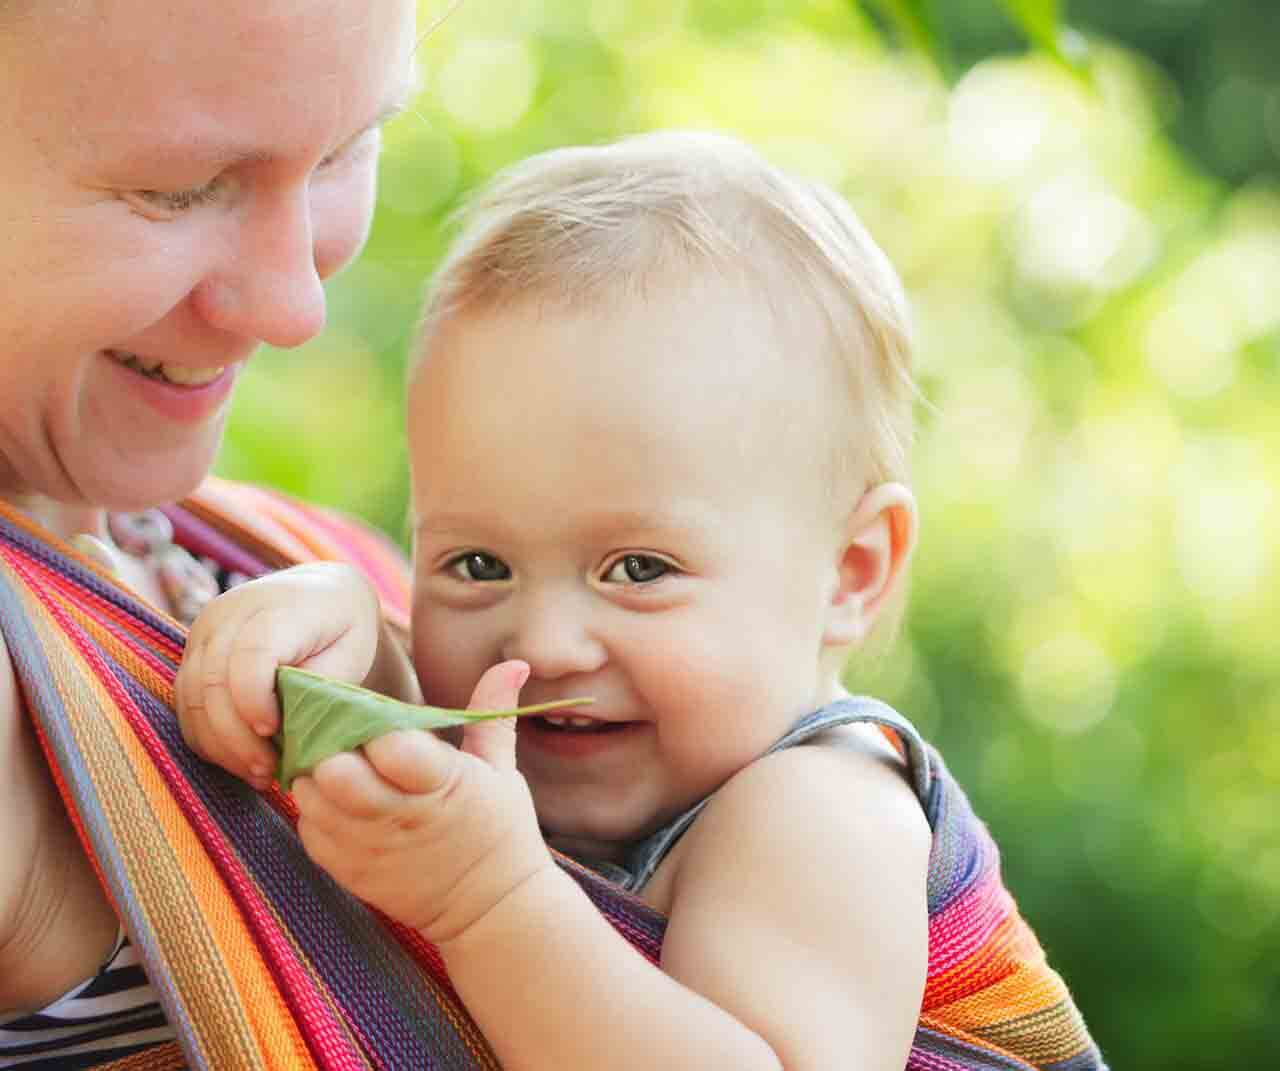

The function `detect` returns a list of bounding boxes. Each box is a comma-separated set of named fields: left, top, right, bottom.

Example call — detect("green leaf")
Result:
left=996, top=0, right=1090, bottom=77
left=273, top=666, right=592, bottom=791
left=859, top=0, right=953, bottom=80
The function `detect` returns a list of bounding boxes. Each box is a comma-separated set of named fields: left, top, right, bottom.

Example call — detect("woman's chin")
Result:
left=81, top=443, right=223, bottom=511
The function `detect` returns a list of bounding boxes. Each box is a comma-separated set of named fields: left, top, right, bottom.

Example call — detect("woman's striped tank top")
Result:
left=0, top=932, right=172, bottom=1068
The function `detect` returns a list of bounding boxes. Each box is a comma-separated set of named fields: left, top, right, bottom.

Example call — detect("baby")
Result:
left=178, top=132, right=1105, bottom=1070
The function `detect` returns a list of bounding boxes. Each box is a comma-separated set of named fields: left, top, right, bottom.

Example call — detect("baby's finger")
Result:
left=197, top=612, right=278, bottom=785
left=174, top=633, right=211, bottom=752
left=184, top=676, right=273, bottom=785
left=461, top=661, right=529, bottom=770
left=223, top=607, right=297, bottom=739
left=309, top=749, right=403, bottom=818
left=466, top=660, right=530, bottom=713
left=363, top=729, right=457, bottom=797
left=294, top=804, right=344, bottom=877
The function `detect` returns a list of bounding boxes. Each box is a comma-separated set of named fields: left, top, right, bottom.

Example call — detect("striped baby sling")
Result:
left=0, top=478, right=1104, bottom=1069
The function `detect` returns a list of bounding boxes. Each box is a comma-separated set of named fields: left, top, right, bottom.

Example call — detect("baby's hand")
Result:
left=176, top=562, right=382, bottom=790
left=292, top=661, right=552, bottom=944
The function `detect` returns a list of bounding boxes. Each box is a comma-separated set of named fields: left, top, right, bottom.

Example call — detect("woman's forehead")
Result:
left=9, top=0, right=416, bottom=157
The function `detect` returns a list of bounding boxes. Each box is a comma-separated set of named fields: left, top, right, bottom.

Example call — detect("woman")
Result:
left=0, top=1, right=525, bottom=1067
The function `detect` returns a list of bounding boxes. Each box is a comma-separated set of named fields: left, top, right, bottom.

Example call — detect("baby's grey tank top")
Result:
left=574, top=696, right=934, bottom=893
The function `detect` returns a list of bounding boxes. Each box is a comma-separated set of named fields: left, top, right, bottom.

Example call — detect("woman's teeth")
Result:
left=108, top=350, right=224, bottom=387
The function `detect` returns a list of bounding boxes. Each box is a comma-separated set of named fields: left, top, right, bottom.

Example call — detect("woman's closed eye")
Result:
left=601, top=553, right=673, bottom=585
left=126, top=127, right=379, bottom=219
left=129, top=179, right=224, bottom=217
left=447, top=551, right=512, bottom=583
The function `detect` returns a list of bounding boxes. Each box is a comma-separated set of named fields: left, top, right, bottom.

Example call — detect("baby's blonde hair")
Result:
left=418, top=130, right=916, bottom=499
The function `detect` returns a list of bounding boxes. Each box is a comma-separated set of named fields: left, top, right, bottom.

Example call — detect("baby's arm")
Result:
left=302, top=666, right=929, bottom=1070
left=655, top=735, right=931, bottom=1067
left=175, top=562, right=419, bottom=790
left=446, top=731, right=929, bottom=1070
left=296, top=663, right=785, bottom=1069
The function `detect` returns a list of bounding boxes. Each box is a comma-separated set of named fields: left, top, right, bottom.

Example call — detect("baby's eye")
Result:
left=447, top=551, right=511, bottom=582
left=603, top=554, right=671, bottom=585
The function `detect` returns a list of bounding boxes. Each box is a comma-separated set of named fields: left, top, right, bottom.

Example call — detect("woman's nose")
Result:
left=501, top=596, right=606, bottom=682
left=193, top=188, right=327, bottom=349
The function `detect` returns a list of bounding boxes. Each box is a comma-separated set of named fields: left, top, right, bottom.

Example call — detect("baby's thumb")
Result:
left=461, top=660, right=529, bottom=770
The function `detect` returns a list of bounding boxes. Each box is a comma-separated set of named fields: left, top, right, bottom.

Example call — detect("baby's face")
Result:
left=408, top=282, right=845, bottom=857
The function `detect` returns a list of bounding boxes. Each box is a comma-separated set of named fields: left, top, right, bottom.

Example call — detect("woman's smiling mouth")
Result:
left=105, top=348, right=226, bottom=387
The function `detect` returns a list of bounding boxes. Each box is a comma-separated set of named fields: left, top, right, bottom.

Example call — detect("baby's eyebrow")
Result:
left=414, top=508, right=714, bottom=542
left=583, top=509, right=713, bottom=537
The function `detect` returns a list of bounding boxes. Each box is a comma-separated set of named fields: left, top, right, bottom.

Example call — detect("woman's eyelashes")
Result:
left=126, top=129, right=378, bottom=219
left=130, top=179, right=224, bottom=216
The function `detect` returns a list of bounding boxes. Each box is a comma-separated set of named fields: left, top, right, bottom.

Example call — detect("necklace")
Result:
left=71, top=509, right=228, bottom=625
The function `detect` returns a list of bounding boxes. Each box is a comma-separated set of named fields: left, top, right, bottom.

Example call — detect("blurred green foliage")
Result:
left=926, top=0, right=1280, bottom=185
left=217, top=2, right=1280, bottom=1066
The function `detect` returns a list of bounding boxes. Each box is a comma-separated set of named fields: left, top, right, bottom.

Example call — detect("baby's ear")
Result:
left=823, top=483, right=917, bottom=647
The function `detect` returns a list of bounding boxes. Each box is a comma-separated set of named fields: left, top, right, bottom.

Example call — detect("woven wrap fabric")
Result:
left=0, top=477, right=1100, bottom=1070
left=0, top=479, right=664, bottom=1071
left=909, top=741, right=1106, bottom=1070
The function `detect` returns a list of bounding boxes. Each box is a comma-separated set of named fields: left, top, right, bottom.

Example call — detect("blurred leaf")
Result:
left=859, top=0, right=1088, bottom=82
left=997, top=0, right=1091, bottom=78
left=859, top=0, right=953, bottom=79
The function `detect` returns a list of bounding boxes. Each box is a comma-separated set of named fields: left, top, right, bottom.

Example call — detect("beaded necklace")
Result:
left=71, top=508, right=247, bottom=625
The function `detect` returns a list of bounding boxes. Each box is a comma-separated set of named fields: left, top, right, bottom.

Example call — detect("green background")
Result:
left=216, top=3, right=1280, bottom=1066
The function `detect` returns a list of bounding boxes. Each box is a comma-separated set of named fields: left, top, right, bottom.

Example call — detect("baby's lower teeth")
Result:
left=544, top=716, right=601, bottom=731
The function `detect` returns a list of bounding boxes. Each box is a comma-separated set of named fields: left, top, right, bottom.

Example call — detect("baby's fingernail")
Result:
left=255, top=722, right=274, bottom=736
left=509, top=661, right=531, bottom=690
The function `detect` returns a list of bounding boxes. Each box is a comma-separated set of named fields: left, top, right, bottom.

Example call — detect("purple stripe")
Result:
left=161, top=505, right=272, bottom=579
left=909, top=1026, right=1039, bottom=1070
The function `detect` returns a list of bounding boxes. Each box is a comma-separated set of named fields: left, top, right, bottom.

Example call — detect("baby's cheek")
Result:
left=412, top=616, right=483, bottom=709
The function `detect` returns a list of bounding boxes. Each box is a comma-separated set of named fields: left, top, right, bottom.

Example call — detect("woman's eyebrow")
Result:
left=106, top=95, right=414, bottom=174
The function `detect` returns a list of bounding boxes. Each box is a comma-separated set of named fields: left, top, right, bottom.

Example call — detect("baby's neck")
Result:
left=545, top=832, right=631, bottom=865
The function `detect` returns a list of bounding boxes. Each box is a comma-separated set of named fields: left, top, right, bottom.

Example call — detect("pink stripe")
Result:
left=926, top=867, right=1012, bottom=976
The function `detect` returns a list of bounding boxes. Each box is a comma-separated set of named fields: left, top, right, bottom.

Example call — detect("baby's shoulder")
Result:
left=678, top=724, right=931, bottom=888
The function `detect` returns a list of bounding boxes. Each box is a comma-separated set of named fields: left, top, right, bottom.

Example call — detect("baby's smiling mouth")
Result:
left=106, top=348, right=226, bottom=387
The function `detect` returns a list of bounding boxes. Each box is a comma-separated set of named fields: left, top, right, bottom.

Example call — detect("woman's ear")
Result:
left=823, top=482, right=918, bottom=648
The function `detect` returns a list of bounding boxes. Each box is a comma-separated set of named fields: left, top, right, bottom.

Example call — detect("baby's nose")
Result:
left=501, top=596, right=606, bottom=681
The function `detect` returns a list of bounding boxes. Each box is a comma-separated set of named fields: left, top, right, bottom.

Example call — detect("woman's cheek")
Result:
left=311, top=166, right=377, bottom=280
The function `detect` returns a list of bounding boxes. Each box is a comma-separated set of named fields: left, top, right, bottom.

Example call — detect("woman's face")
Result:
left=0, top=0, right=418, bottom=511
